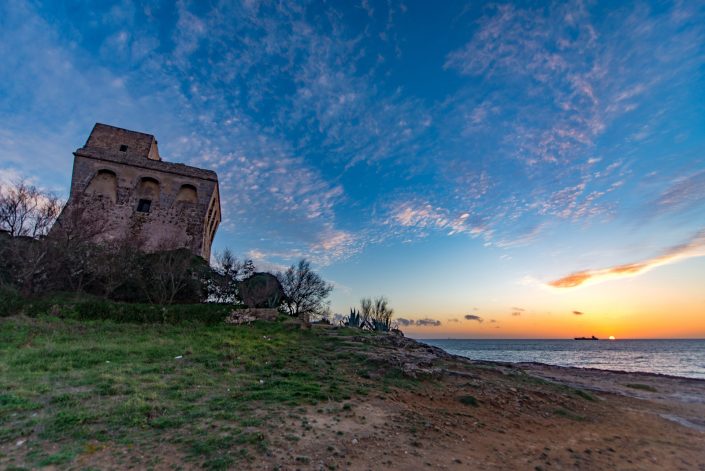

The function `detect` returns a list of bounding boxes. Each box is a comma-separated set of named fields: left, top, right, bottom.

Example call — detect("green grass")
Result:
left=625, top=383, right=657, bottom=392
left=0, top=314, right=381, bottom=468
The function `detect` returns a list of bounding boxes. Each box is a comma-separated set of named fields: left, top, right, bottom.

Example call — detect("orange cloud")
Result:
left=549, top=229, right=705, bottom=289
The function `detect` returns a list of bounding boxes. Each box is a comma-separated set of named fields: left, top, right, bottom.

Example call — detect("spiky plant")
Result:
left=347, top=308, right=361, bottom=328
left=372, top=318, right=390, bottom=332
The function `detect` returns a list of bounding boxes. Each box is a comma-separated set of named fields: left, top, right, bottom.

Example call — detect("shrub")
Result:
left=72, top=301, right=232, bottom=324
left=0, top=285, right=24, bottom=317
left=353, top=297, right=394, bottom=331
left=0, top=293, right=233, bottom=324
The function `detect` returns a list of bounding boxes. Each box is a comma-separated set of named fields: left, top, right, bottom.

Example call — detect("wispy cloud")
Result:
left=495, top=224, right=546, bottom=248
left=548, top=229, right=705, bottom=288
left=654, top=169, right=705, bottom=214
left=387, top=200, right=492, bottom=240
left=573, top=310, right=584, bottom=315
left=464, top=314, right=483, bottom=323
left=438, top=0, right=704, bottom=237
left=309, top=227, right=359, bottom=264
left=374, top=0, right=700, bottom=248
left=2, top=0, right=704, bottom=276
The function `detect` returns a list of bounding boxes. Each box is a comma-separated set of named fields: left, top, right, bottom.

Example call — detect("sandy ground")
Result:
left=252, top=350, right=705, bottom=470
left=520, top=362, right=705, bottom=433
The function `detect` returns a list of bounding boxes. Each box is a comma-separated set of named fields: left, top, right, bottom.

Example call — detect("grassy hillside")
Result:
left=0, top=314, right=397, bottom=469
left=4, top=309, right=699, bottom=470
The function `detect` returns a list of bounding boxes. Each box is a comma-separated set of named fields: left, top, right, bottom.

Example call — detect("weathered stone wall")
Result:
left=85, top=123, right=160, bottom=161
left=55, top=124, right=221, bottom=261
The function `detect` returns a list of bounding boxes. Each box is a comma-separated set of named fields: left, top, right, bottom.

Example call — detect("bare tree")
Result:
left=140, top=248, right=194, bottom=304
left=0, top=235, right=48, bottom=295
left=208, top=248, right=255, bottom=303
left=277, top=259, right=333, bottom=322
left=0, top=180, right=63, bottom=295
left=130, top=235, right=213, bottom=305
left=47, top=201, right=113, bottom=294
left=0, top=180, right=61, bottom=237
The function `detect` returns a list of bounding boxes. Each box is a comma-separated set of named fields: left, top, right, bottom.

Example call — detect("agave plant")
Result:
left=372, top=318, right=391, bottom=332
left=347, top=308, right=361, bottom=328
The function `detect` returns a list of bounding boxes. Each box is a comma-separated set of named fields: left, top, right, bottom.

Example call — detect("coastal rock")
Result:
left=401, top=361, right=443, bottom=379
left=349, top=333, right=450, bottom=379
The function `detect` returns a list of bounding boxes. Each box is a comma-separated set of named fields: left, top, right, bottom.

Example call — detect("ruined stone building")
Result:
left=55, top=123, right=220, bottom=261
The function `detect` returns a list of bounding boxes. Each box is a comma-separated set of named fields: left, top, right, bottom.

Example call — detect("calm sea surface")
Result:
left=420, top=339, right=705, bottom=379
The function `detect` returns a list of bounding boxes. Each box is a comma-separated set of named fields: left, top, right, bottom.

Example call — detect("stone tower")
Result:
left=55, top=123, right=220, bottom=261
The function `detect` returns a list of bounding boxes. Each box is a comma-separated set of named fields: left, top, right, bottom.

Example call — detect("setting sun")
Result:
left=609, top=336, right=616, bottom=340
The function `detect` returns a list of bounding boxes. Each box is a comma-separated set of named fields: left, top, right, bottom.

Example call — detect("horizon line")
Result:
left=413, top=337, right=705, bottom=341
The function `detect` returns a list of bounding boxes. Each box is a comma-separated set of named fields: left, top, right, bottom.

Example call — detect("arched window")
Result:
left=175, top=184, right=198, bottom=203
left=85, top=169, right=117, bottom=203
left=136, top=177, right=160, bottom=213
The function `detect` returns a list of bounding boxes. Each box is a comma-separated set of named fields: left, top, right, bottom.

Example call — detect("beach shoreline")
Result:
left=420, top=338, right=705, bottom=380
left=299, top=335, right=705, bottom=470
left=254, top=334, right=705, bottom=470
left=328, top=342, right=705, bottom=470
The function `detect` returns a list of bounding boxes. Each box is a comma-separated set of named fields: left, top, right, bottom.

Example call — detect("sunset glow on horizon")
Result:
left=1, top=1, right=704, bottom=339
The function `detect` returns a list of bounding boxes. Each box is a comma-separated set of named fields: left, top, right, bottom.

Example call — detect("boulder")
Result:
left=237, top=272, right=285, bottom=308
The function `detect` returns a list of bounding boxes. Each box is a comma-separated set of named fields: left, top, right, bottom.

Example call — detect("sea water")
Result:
left=420, top=339, right=705, bottom=379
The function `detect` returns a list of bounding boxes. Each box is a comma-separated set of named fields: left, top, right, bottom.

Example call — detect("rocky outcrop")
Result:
left=345, top=333, right=453, bottom=379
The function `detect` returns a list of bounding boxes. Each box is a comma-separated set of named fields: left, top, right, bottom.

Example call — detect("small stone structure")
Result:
left=53, top=123, right=221, bottom=261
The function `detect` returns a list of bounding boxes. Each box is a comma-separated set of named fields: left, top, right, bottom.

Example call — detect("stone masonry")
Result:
left=54, top=123, right=221, bottom=261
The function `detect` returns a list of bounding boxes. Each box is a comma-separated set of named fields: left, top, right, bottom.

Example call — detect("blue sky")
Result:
left=1, top=0, right=704, bottom=337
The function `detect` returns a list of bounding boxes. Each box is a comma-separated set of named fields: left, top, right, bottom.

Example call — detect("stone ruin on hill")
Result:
left=52, top=123, right=221, bottom=261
